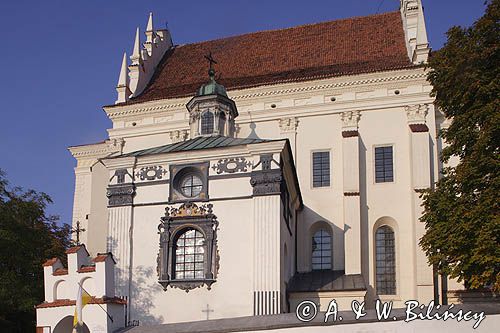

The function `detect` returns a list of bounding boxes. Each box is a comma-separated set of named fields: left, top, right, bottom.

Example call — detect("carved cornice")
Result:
left=250, top=169, right=282, bottom=196
left=231, top=72, right=427, bottom=100
left=104, top=71, right=427, bottom=120
left=69, top=138, right=124, bottom=159
left=106, top=184, right=135, bottom=207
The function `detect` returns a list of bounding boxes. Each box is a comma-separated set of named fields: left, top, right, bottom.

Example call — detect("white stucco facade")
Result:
left=37, top=1, right=475, bottom=332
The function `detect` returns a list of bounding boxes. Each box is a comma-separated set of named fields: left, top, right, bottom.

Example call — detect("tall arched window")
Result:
left=174, top=229, right=205, bottom=280
left=201, top=111, right=214, bottom=135
left=312, top=229, right=332, bottom=270
left=375, top=226, right=396, bottom=295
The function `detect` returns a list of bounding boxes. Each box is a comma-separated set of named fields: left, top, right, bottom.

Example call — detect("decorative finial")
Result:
left=204, top=52, right=217, bottom=80
left=117, top=52, right=128, bottom=87
left=146, top=12, right=154, bottom=32
left=131, top=27, right=141, bottom=63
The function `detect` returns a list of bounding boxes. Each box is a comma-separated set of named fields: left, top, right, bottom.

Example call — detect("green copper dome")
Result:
left=196, top=68, right=228, bottom=97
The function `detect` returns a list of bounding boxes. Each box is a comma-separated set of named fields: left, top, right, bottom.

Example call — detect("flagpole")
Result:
left=77, top=282, right=115, bottom=323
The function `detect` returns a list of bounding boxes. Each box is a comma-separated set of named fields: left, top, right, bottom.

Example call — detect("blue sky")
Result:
left=0, top=0, right=487, bottom=226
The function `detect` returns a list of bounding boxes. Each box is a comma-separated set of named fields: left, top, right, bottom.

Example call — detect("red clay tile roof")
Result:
left=92, top=252, right=116, bottom=263
left=53, top=268, right=68, bottom=276
left=36, top=297, right=127, bottom=309
left=65, top=244, right=89, bottom=255
left=121, top=11, right=413, bottom=106
left=77, top=265, right=96, bottom=273
left=42, top=258, right=59, bottom=267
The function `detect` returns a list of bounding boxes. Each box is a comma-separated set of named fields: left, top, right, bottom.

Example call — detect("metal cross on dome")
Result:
left=71, top=221, right=86, bottom=245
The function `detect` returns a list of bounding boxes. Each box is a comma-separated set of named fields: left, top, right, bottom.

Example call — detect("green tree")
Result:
left=420, top=0, right=500, bottom=292
left=0, top=169, right=71, bottom=332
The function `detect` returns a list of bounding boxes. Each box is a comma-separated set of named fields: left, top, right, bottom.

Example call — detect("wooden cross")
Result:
left=204, top=52, right=217, bottom=71
left=201, top=304, right=214, bottom=320
left=71, top=221, right=86, bottom=245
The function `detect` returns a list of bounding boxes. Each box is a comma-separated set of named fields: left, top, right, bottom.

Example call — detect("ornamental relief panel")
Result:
left=405, top=104, right=429, bottom=124
left=169, top=130, right=188, bottom=143
left=135, top=166, right=168, bottom=182
left=341, top=110, right=361, bottom=129
left=278, top=117, right=299, bottom=133
left=211, top=157, right=252, bottom=174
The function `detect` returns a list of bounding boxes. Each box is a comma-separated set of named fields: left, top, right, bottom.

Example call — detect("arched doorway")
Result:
left=53, top=316, right=90, bottom=333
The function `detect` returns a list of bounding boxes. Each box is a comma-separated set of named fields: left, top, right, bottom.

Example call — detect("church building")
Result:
left=36, top=1, right=463, bottom=331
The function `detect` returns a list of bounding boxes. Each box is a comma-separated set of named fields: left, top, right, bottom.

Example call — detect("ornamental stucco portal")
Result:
left=36, top=1, right=471, bottom=332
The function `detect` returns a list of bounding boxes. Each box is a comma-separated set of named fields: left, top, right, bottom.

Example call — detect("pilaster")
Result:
left=68, top=139, right=125, bottom=248
left=251, top=154, right=282, bottom=315
left=341, top=111, right=362, bottom=275
left=102, top=157, right=136, bottom=316
left=406, top=103, right=433, bottom=301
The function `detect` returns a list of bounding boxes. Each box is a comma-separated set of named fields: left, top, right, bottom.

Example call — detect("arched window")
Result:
left=201, top=111, right=214, bottom=135
left=312, top=229, right=331, bottom=270
left=174, top=229, right=205, bottom=280
left=375, top=226, right=396, bottom=295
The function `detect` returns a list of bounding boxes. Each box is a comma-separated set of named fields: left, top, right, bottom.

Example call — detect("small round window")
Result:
left=179, top=174, right=203, bottom=197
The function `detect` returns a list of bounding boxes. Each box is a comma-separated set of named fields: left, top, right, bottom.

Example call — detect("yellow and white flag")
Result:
left=73, top=283, right=92, bottom=330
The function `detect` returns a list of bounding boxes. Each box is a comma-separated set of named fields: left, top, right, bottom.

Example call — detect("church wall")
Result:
left=131, top=199, right=256, bottom=323
left=121, top=132, right=173, bottom=154
left=72, top=166, right=92, bottom=247
left=358, top=107, right=416, bottom=306
left=292, top=113, right=345, bottom=273
left=69, top=66, right=443, bottom=325
left=112, top=144, right=296, bottom=322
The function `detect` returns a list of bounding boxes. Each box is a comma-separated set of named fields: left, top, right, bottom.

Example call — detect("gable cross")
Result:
left=71, top=221, right=86, bottom=245
left=204, top=52, right=217, bottom=72
left=201, top=304, right=214, bottom=320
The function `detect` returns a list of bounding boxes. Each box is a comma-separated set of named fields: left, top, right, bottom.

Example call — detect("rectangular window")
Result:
left=375, top=146, right=394, bottom=183
left=312, top=151, right=330, bottom=187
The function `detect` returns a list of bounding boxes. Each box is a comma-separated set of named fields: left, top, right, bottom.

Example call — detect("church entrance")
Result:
left=53, top=316, right=90, bottom=333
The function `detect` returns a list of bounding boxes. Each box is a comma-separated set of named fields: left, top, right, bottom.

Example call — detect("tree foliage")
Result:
left=420, top=0, right=500, bottom=291
left=0, top=169, right=71, bottom=332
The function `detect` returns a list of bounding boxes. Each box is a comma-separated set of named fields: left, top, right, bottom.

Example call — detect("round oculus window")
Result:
left=179, top=174, right=203, bottom=197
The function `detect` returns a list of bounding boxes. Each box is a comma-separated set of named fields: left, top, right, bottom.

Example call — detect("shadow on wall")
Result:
left=359, top=137, right=370, bottom=295
left=107, top=236, right=164, bottom=326
left=129, top=266, right=164, bottom=325
left=299, top=206, right=345, bottom=272
left=246, top=122, right=261, bottom=139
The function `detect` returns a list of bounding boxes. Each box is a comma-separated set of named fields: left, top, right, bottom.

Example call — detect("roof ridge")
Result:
left=175, top=11, right=401, bottom=48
